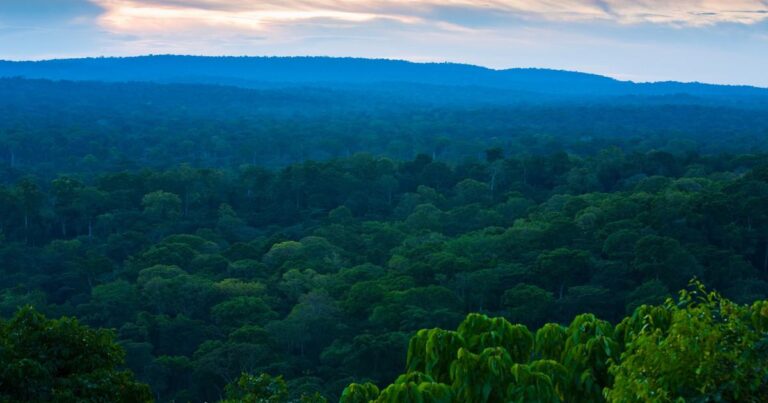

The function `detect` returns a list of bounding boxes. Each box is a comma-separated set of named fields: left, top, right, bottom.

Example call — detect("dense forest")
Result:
left=2, top=57, right=768, bottom=401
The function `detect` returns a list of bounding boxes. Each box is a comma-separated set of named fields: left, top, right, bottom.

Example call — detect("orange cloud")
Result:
left=91, top=0, right=423, bottom=34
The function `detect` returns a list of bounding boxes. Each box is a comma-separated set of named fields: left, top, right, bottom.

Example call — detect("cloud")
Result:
left=4, top=0, right=757, bottom=86
left=89, top=0, right=421, bottom=35
left=80, top=0, right=768, bottom=64
left=87, top=0, right=768, bottom=35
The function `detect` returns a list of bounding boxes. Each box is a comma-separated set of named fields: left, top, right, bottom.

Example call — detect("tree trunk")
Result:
left=184, top=190, right=189, bottom=217
left=523, top=166, right=528, bottom=185
left=24, top=213, right=29, bottom=244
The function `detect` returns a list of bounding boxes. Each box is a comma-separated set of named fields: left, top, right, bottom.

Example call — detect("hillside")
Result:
left=2, top=56, right=767, bottom=101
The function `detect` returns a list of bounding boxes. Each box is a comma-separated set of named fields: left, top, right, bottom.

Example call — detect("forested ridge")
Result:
left=1, top=70, right=768, bottom=401
left=4, top=56, right=768, bottom=101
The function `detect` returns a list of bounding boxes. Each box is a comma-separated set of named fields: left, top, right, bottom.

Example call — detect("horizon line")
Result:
left=1, top=54, right=765, bottom=89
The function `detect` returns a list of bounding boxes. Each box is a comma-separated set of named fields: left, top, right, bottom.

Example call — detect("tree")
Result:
left=632, top=235, right=700, bottom=289
left=142, top=190, right=182, bottom=220
left=453, top=179, right=491, bottom=205
left=136, top=265, right=216, bottom=317
left=83, top=280, right=140, bottom=327
left=221, top=373, right=327, bottom=403
left=210, top=296, right=277, bottom=329
left=77, top=186, right=108, bottom=239
left=355, top=283, right=768, bottom=403
left=14, top=177, right=43, bottom=242
left=340, top=383, right=380, bottom=403
left=534, top=248, right=592, bottom=299
left=0, top=306, right=152, bottom=402
left=52, top=176, right=84, bottom=237
left=221, top=372, right=289, bottom=403
left=485, top=147, right=505, bottom=195
left=502, top=283, right=555, bottom=327
left=606, top=282, right=768, bottom=402
left=405, top=204, right=444, bottom=232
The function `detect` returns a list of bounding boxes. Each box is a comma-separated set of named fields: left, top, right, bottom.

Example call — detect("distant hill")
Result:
left=1, top=56, right=766, bottom=101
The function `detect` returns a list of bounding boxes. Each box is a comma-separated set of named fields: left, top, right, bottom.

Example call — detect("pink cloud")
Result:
left=88, top=0, right=768, bottom=35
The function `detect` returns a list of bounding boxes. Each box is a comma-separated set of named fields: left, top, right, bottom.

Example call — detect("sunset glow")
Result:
left=90, top=0, right=768, bottom=30
left=1, top=0, right=767, bottom=85
left=93, top=0, right=423, bottom=33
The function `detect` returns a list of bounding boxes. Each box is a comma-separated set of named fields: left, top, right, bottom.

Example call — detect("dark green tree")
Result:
left=0, top=306, right=152, bottom=402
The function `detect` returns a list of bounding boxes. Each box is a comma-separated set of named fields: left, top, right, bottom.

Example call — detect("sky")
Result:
left=1, top=0, right=767, bottom=86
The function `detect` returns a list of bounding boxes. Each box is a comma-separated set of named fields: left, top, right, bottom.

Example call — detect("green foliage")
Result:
left=507, top=363, right=560, bottom=403
left=142, top=191, right=182, bottom=220
left=340, top=382, right=380, bottom=403
left=222, top=373, right=289, bottom=403
left=384, top=314, right=571, bottom=403
left=0, top=306, right=152, bottom=402
left=222, top=373, right=328, bottom=403
left=358, top=284, right=768, bottom=403
left=502, top=284, right=555, bottom=326
left=406, top=328, right=463, bottom=384
left=457, top=314, right=533, bottom=361
left=210, top=296, right=277, bottom=328
left=3, top=107, right=768, bottom=401
left=534, top=324, right=567, bottom=361
left=376, top=373, right=452, bottom=403
left=561, top=314, right=617, bottom=402
left=606, top=281, right=768, bottom=402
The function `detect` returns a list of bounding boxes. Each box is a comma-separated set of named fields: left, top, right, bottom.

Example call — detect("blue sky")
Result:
left=1, top=0, right=767, bottom=86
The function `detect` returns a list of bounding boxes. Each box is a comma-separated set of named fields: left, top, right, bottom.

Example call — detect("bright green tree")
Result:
left=606, top=282, right=768, bottom=402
